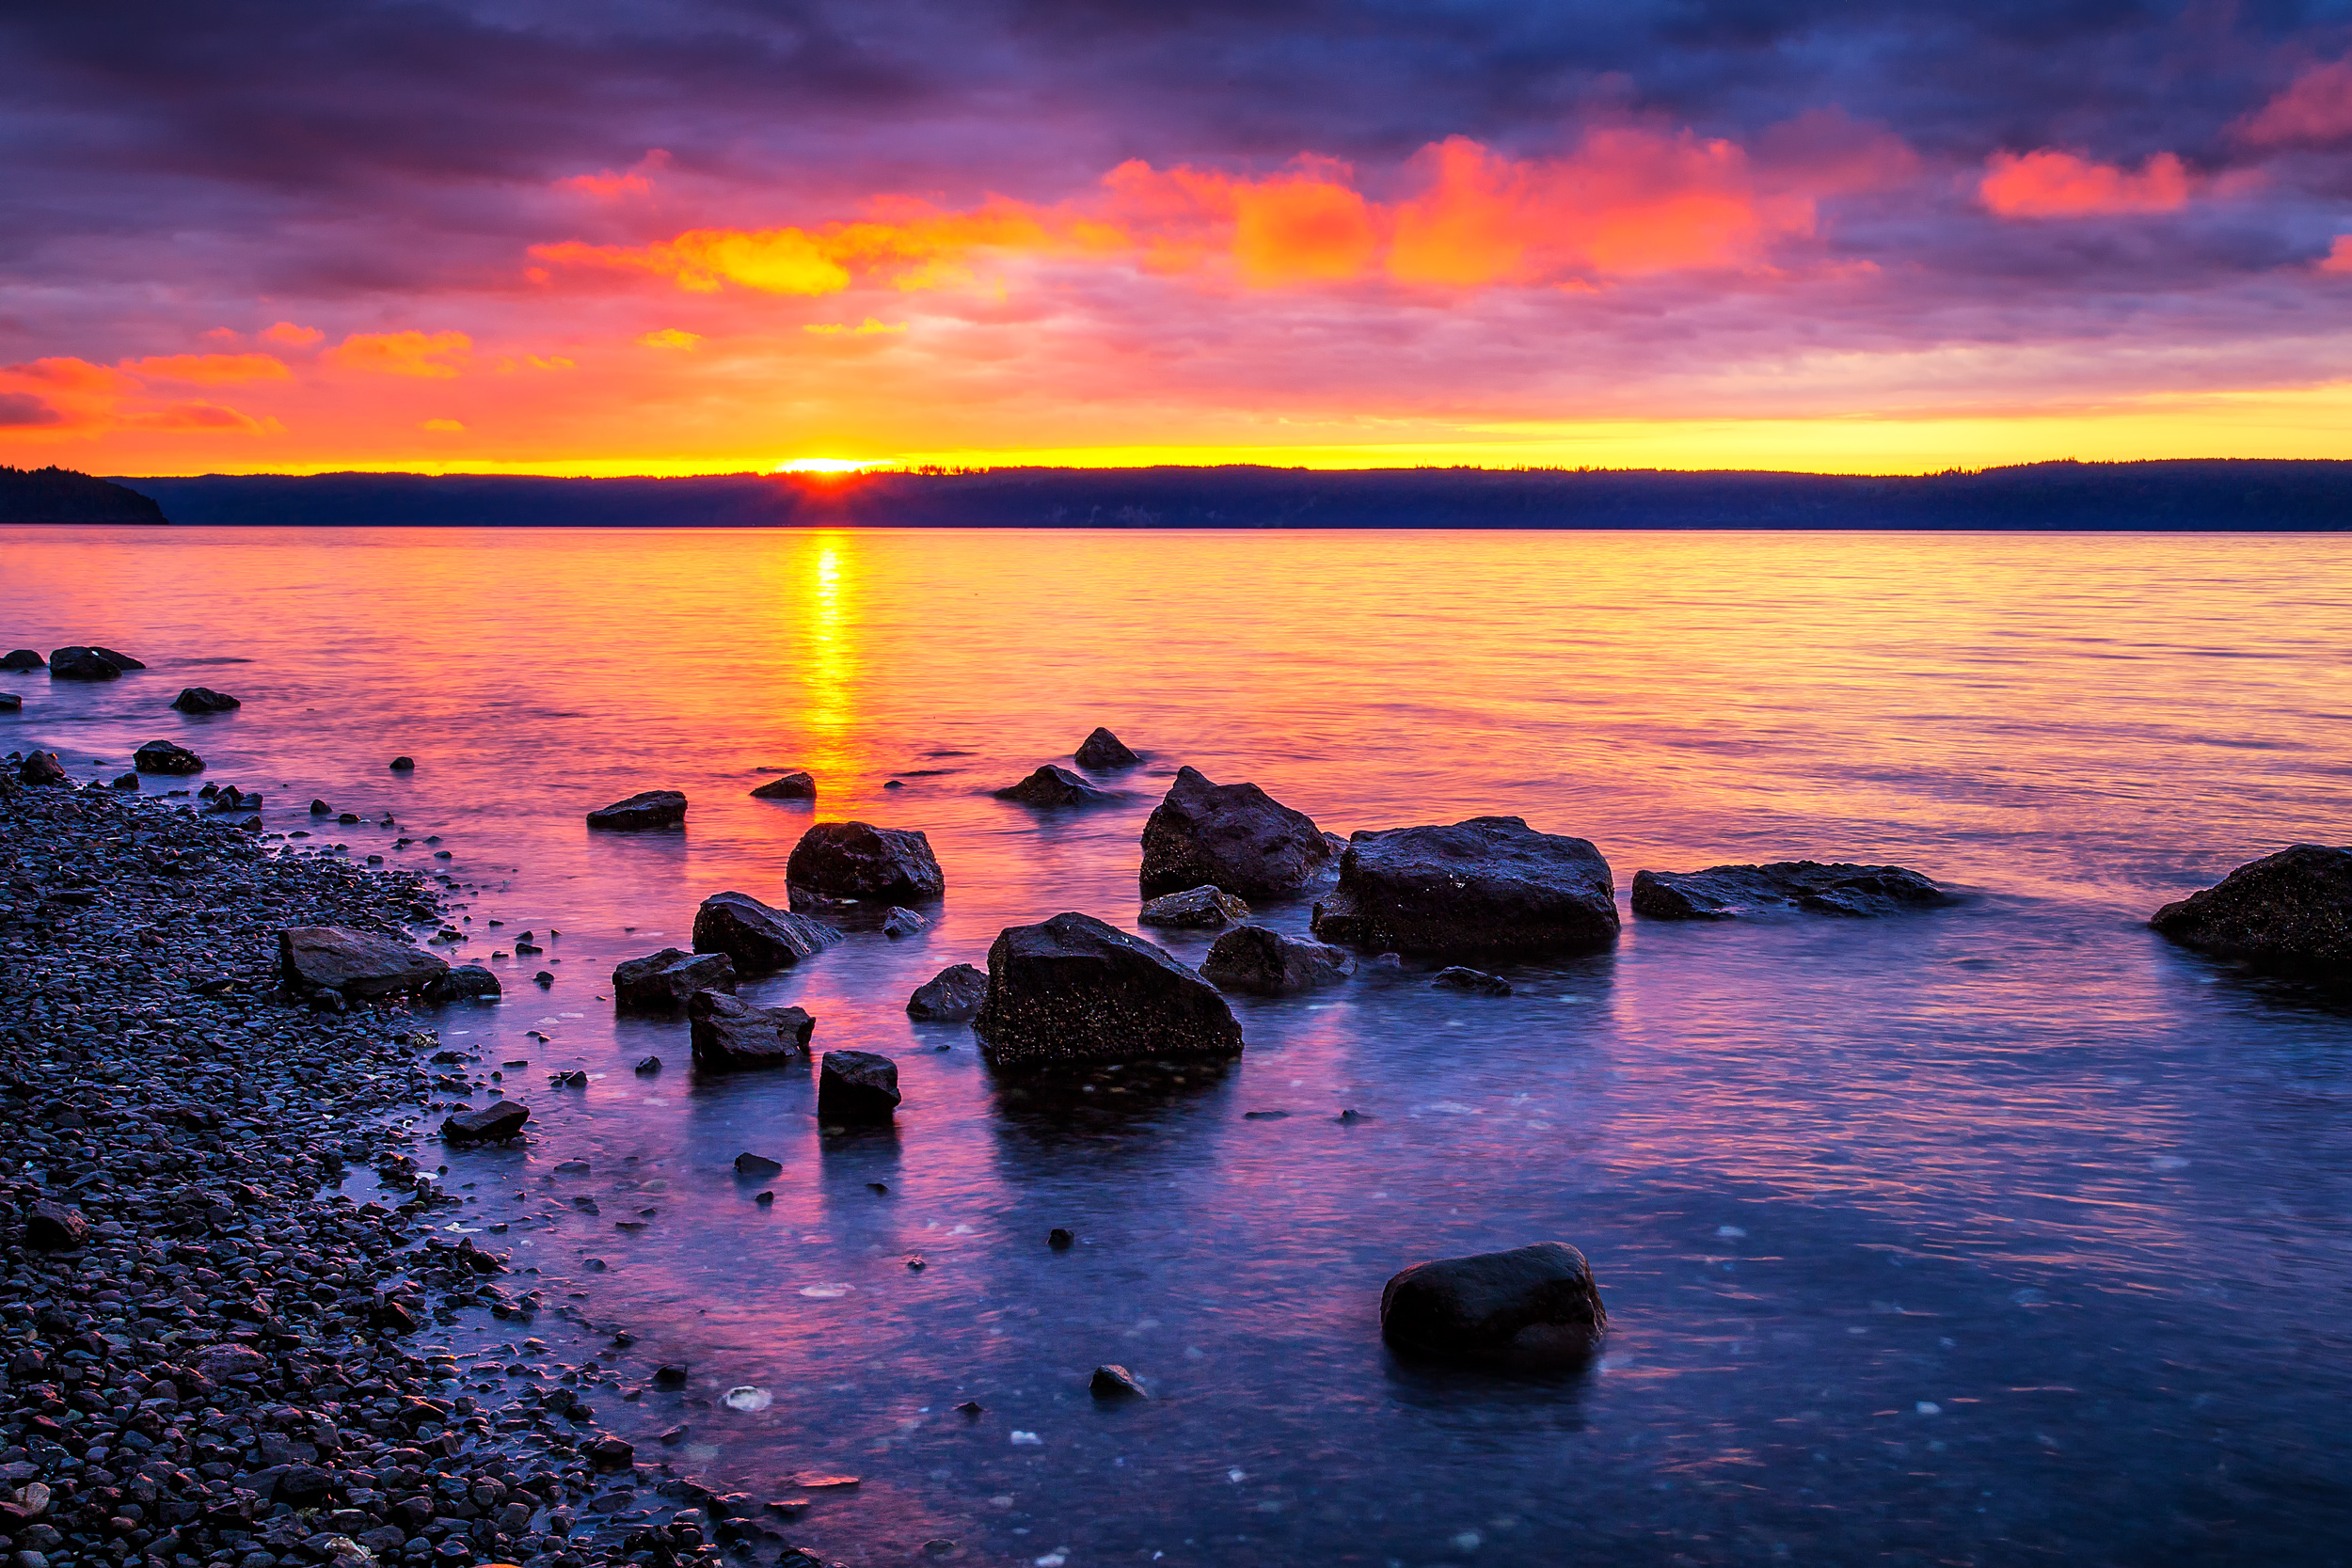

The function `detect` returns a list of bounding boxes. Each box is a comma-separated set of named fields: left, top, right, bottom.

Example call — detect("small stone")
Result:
left=389, top=755, right=416, bottom=769
left=586, top=789, right=688, bottom=831
left=1048, top=1227, right=1074, bottom=1249
left=133, top=738, right=205, bottom=775
left=1073, top=726, right=1140, bottom=769
left=750, top=770, right=816, bottom=800
left=734, top=1152, right=784, bottom=1178
left=170, top=686, right=241, bottom=713
left=1432, top=966, right=1512, bottom=995
left=818, top=1050, right=900, bottom=1123
left=1089, top=1364, right=1148, bottom=1400
left=882, top=905, right=929, bottom=939
left=635, top=1054, right=663, bottom=1073
left=1137, top=884, right=1250, bottom=928
left=441, top=1100, right=531, bottom=1143
left=906, top=961, right=988, bottom=1020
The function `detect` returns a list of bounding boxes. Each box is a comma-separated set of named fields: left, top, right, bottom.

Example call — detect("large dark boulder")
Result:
left=692, top=890, right=841, bottom=973
left=587, top=789, right=688, bottom=831
left=690, top=990, right=815, bottom=1069
left=134, top=739, right=205, bottom=775
left=906, top=962, right=988, bottom=1021
left=2151, top=845, right=2352, bottom=972
left=1138, top=884, right=1250, bottom=928
left=441, top=1101, right=530, bottom=1144
left=993, top=765, right=1115, bottom=807
left=1379, top=1242, right=1608, bottom=1369
left=420, top=965, right=501, bottom=1005
left=818, top=1050, right=900, bottom=1123
left=171, top=687, right=241, bottom=714
left=19, top=752, right=67, bottom=786
left=48, top=646, right=122, bottom=681
left=1631, top=862, right=1949, bottom=920
left=974, top=911, right=1243, bottom=1069
left=751, top=770, right=817, bottom=800
left=613, top=947, right=737, bottom=1009
left=1138, top=766, right=1334, bottom=899
left=1200, top=926, right=1354, bottom=995
left=0, top=650, right=43, bottom=671
left=787, top=821, right=945, bottom=902
left=1073, top=727, right=1140, bottom=769
left=280, top=927, right=448, bottom=999
left=1311, top=817, right=1617, bottom=958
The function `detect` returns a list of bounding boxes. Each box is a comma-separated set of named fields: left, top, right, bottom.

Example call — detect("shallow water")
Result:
left=5, top=525, right=2351, bottom=1567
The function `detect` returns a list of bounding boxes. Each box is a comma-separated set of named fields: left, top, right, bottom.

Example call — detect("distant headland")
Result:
left=0, top=465, right=169, bottom=525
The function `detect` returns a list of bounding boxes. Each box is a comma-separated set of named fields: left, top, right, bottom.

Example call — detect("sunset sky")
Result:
left=5, top=2, right=2352, bottom=476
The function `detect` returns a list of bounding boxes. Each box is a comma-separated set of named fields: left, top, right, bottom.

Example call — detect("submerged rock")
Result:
left=1432, top=966, right=1512, bottom=995
left=882, top=906, right=929, bottom=939
left=0, top=649, right=43, bottom=671
left=974, top=911, right=1243, bottom=1069
left=751, top=769, right=818, bottom=800
left=692, top=890, right=841, bottom=972
left=0, top=692, right=17, bottom=711
left=612, top=946, right=737, bottom=1009
left=279, top=926, right=449, bottom=999
left=1074, top=726, right=1140, bottom=769
left=690, top=989, right=816, bottom=1068
left=906, top=962, right=988, bottom=1021
left=818, top=1050, right=900, bottom=1123
left=787, top=820, right=945, bottom=902
left=1137, top=884, right=1250, bottom=928
left=389, top=754, right=416, bottom=770
left=1380, top=1242, right=1608, bottom=1369
left=586, top=788, right=688, bottom=831
left=47, top=646, right=122, bottom=681
left=1312, top=817, right=1617, bottom=958
left=421, top=964, right=502, bottom=1005
left=1137, top=766, right=1335, bottom=899
left=1200, top=926, right=1354, bottom=994
left=133, top=738, right=205, bottom=774
left=441, top=1100, right=531, bottom=1144
left=2151, top=844, right=2352, bottom=972
left=994, top=764, right=1116, bottom=807
left=171, top=686, right=241, bottom=713
left=1631, top=861, right=1950, bottom=920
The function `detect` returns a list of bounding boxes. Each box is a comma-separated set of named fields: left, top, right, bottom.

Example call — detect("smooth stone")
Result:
left=1200, top=925, right=1355, bottom=994
left=690, top=988, right=816, bottom=1069
left=47, top=646, right=122, bottom=681
left=279, top=926, right=449, bottom=998
left=389, top=755, right=415, bottom=770
left=2151, top=844, right=2352, bottom=972
left=974, top=911, right=1243, bottom=1069
left=818, top=1050, right=900, bottom=1122
left=133, top=738, right=205, bottom=775
left=420, top=964, right=501, bottom=1005
left=1138, top=766, right=1335, bottom=899
left=1073, top=726, right=1140, bottom=770
left=1089, top=1364, right=1148, bottom=1400
left=733, top=1152, right=784, bottom=1178
left=1380, top=1242, right=1608, bottom=1369
left=692, top=890, right=841, bottom=972
left=612, top=947, right=737, bottom=1009
left=440, top=1100, right=531, bottom=1143
left=1312, top=816, right=1618, bottom=958
left=906, top=962, right=988, bottom=1021
left=1137, top=884, right=1251, bottom=928
left=751, top=769, right=818, bottom=800
left=170, top=687, right=241, bottom=714
left=993, top=764, right=1116, bottom=807
left=1630, top=861, right=1950, bottom=920
left=787, top=820, right=945, bottom=902
left=1432, top=965, right=1512, bottom=995
left=0, top=649, right=43, bottom=671
left=587, top=788, right=688, bottom=831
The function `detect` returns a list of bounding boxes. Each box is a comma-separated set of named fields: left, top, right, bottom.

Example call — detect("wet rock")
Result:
left=421, top=963, right=502, bottom=1005
left=974, top=911, right=1243, bottom=1069
left=734, top=1152, right=784, bottom=1178
left=1138, top=766, right=1334, bottom=899
left=389, top=754, right=415, bottom=769
left=19, top=751, right=67, bottom=786
left=637, top=1053, right=663, bottom=1072
left=134, top=738, right=205, bottom=774
left=1379, top=1242, right=1608, bottom=1369
left=441, top=1099, right=531, bottom=1143
left=24, top=1199, right=88, bottom=1251
left=1200, top=925, right=1355, bottom=994
left=906, top=962, right=988, bottom=1021
left=586, top=1435, right=636, bottom=1470
left=1631, top=862, right=1951, bottom=920
left=170, top=686, right=241, bottom=713
left=0, top=648, right=43, bottom=670
left=0, top=692, right=17, bottom=711
left=1137, top=884, right=1250, bottom=928
left=690, top=989, right=816, bottom=1069
left=750, top=770, right=817, bottom=800
left=1074, top=726, right=1140, bottom=769
left=612, top=946, right=737, bottom=1009
left=1312, top=816, right=1618, bottom=958
left=882, top=905, right=928, bottom=939
left=310, top=798, right=331, bottom=815
left=1048, top=1227, right=1074, bottom=1249
left=280, top=925, right=450, bottom=998
left=1432, top=966, right=1512, bottom=995
left=47, top=646, right=124, bottom=680
left=993, top=764, right=1115, bottom=807
left=2151, top=844, right=2352, bottom=972
left=109, top=770, right=138, bottom=789
left=818, top=1050, right=900, bottom=1123
left=1089, top=1364, right=1148, bottom=1400
left=91, top=645, right=144, bottom=669
left=787, top=820, right=946, bottom=902
left=587, top=788, right=689, bottom=831
left=692, top=889, right=841, bottom=972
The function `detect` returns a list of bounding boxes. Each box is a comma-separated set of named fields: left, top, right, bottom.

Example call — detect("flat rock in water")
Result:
left=1201, top=925, right=1355, bottom=994
left=1380, top=1242, right=1608, bottom=1369
left=280, top=925, right=449, bottom=998
left=440, top=1100, right=531, bottom=1143
left=691, top=988, right=816, bottom=1069
left=587, top=788, right=688, bottom=831
left=818, top=1050, right=900, bottom=1122
left=0, top=649, right=43, bottom=671
left=692, top=890, right=841, bottom=972
left=906, top=962, right=988, bottom=1021
left=751, top=769, right=817, bottom=800
left=1138, top=766, right=1335, bottom=899
left=1137, top=884, right=1250, bottom=928
left=1631, top=861, right=1950, bottom=920
left=994, top=763, right=1116, bottom=807
left=612, top=946, right=737, bottom=1009
left=974, top=911, right=1243, bottom=1069
left=787, top=820, right=945, bottom=902
left=134, top=738, right=205, bottom=775
left=47, top=646, right=122, bottom=681
left=1432, top=965, right=1512, bottom=995
left=1312, top=816, right=1618, bottom=958
left=2151, top=844, right=2352, bottom=972
left=420, top=964, right=501, bottom=1005
left=1074, top=726, right=1140, bottom=769
left=171, top=687, right=241, bottom=713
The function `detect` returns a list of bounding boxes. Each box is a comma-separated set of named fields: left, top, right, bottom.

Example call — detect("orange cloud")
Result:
left=121, top=353, right=293, bottom=385
left=325, top=330, right=473, bottom=377
left=262, top=321, right=326, bottom=347
left=803, top=318, right=907, bottom=336
left=420, top=418, right=465, bottom=432
left=2321, top=236, right=2352, bottom=275
left=0, top=356, right=278, bottom=440
left=1979, top=149, right=2192, bottom=217
left=639, top=328, right=703, bottom=349
left=556, top=150, right=671, bottom=198
left=2237, top=59, right=2352, bottom=147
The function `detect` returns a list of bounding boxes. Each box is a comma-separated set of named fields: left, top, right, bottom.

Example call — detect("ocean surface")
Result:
left=5, top=525, right=2351, bottom=1567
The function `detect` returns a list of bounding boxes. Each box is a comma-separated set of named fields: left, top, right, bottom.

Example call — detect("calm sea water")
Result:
left=5, top=525, right=2351, bottom=1568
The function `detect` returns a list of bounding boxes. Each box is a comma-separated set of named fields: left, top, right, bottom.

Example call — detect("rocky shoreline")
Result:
left=0, top=776, right=832, bottom=1568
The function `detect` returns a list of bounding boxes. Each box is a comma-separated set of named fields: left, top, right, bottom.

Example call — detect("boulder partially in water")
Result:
left=1073, top=727, right=1140, bottom=770
left=441, top=1100, right=531, bottom=1144
left=1380, top=1242, right=1608, bottom=1369
left=1311, top=817, right=1617, bottom=958
left=1432, top=966, right=1512, bottom=995
left=1137, top=884, right=1250, bottom=929
left=818, top=1050, right=900, bottom=1123
left=1138, top=766, right=1334, bottom=899
left=751, top=770, right=817, bottom=800
left=421, top=964, right=501, bottom=1006
left=1631, top=861, right=1950, bottom=920
left=692, top=890, right=841, bottom=973
left=613, top=947, right=737, bottom=1009
left=47, top=646, right=122, bottom=681
left=133, top=739, right=204, bottom=775
left=1200, top=926, right=1354, bottom=995
left=787, top=820, right=945, bottom=902
left=994, top=764, right=1116, bottom=807
left=0, top=649, right=44, bottom=671
left=2151, top=845, right=2352, bottom=973
left=170, top=687, right=241, bottom=714
left=279, top=926, right=448, bottom=999
left=18, top=752, right=67, bottom=786
left=0, top=693, right=19, bottom=712
left=91, top=646, right=145, bottom=671
left=974, top=911, right=1243, bottom=1069
left=690, top=989, right=816, bottom=1069
left=587, top=789, right=688, bottom=831
left=907, top=962, right=989, bottom=1021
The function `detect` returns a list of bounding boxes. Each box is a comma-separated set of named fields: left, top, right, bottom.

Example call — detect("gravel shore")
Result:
left=0, top=772, right=830, bottom=1568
